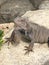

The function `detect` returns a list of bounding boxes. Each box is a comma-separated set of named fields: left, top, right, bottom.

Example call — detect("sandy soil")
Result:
left=0, top=23, right=14, bottom=35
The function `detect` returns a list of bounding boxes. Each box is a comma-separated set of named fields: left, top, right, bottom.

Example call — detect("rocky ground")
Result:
left=1, top=0, right=49, bottom=23
left=0, top=10, right=49, bottom=65
left=0, top=0, right=35, bottom=23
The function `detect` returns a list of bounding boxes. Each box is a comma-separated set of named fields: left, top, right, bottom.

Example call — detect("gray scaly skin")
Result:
left=6, top=17, right=49, bottom=54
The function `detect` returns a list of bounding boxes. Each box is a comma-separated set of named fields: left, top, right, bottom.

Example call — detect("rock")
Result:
left=39, top=0, right=49, bottom=9
left=30, top=0, right=49, bottom=10
left=0, top=13, right=13, bottom=23
left=0, top=0, right=35, bottom=23
left=43, top=60, right=49, bottom=65
left=29, top=0, right=42, bottom=9
left=1, top=0, right=49, bottom=23
left=0, top=0, right=7, bottom=5
left=22, top=10, right=49, bottom=28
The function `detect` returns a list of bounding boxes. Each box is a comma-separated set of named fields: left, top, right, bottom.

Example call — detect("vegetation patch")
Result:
left=0, top=30, right=4, bottom=50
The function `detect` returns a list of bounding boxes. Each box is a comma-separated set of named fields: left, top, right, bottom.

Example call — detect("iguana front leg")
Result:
left=24, top=41, right=34, bottom=54
left=24, top=28, right=35, bottom=54
left=5, top=29, right=21, bottom=46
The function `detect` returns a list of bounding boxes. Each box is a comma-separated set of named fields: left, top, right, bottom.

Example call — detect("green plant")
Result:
left=0, top=30, right=4, bottom=49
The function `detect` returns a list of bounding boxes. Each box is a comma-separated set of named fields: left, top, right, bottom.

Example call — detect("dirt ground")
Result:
left=0, top=23, right=14, bottom=35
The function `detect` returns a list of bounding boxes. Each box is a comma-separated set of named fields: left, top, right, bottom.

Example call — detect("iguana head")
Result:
left=14, top=17, right=29, bottom=30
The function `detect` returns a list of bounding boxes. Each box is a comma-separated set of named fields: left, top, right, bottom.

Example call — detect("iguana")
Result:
left=5, top=17, right=49, bottom=54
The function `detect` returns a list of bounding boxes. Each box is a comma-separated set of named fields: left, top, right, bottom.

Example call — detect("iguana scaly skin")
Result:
left=6, top=17, right=49, bottom=54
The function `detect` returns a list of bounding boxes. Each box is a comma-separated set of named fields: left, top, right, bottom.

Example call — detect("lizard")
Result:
left=5, top=17, right=49, bottom=54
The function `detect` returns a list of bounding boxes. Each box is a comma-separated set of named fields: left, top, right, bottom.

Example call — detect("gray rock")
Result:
left=43, top=60, right=49, bottom=65
left=39, top=0, right=49, bottom=9
left=0, top=0, right=35, bottom=23
left=29, top=0, right=42, bottom=9
left=1, top=0, right=49, bottom=23
left=0, top=0, right=7, bottom=5
left=30, top=0, right=49, bottom=10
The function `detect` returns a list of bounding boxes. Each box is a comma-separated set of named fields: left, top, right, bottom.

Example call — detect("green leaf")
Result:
left=0, top=30, right=4, bottom=50
left=0, top=30, right=4, bottom=37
